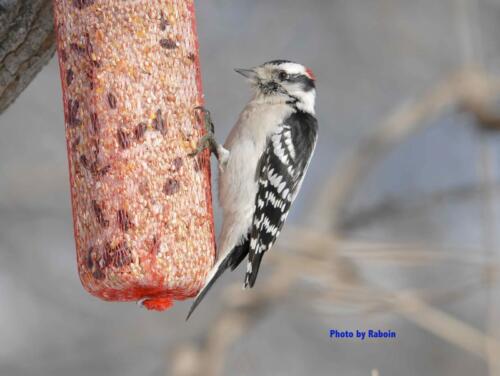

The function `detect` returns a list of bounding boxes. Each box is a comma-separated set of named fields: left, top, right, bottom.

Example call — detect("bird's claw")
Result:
left=190, top=106, right=217, bottom=158
left=194, top=106, right=215, bottom=134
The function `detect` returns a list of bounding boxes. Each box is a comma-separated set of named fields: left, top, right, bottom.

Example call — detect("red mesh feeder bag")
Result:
left=53, top=0, right=215, bottom=311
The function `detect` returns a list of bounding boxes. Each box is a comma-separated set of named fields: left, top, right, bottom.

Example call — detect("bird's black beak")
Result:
left=234, top=68, right=257, bottom=81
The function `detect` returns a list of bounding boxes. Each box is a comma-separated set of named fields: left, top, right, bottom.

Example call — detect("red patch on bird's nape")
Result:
left=305, top=67, right=316, bottom=81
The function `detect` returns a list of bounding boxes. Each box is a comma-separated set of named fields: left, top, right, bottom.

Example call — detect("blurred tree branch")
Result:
left=0, top=0, right=55, bottom=114
left=308, top=67, right=500, bottom=231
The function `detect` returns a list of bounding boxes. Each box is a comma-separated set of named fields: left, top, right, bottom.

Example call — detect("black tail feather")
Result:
left=186, top=257, right=230, bottom=321
left=246, top=252, right=264, bottom=288
left=229, top=240, right=249, bottom=271
left=186, top=239, right=250, bottom=320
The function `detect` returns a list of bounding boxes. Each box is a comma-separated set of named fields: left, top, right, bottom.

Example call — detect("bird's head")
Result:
left=235, top=60, right=316, bottom=114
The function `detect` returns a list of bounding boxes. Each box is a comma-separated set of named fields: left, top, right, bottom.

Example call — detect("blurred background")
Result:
left=2, top=0, right=500, bottom=375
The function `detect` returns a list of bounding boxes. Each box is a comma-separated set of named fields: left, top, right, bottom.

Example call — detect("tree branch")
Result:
left=0, top=0, right=55, bottom=114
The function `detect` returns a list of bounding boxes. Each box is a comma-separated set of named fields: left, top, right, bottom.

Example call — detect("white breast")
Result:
left=216, top=100, right=293, bottom=254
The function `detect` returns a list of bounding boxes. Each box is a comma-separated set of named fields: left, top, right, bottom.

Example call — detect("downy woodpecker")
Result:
left=187, top=60, right=318, bottom=319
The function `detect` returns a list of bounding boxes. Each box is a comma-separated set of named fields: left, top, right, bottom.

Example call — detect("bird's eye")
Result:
left=278, top=71, right=289, bottom=81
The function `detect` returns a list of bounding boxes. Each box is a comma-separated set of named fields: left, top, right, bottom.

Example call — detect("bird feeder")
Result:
left=53, top=0, right=215, bottom=310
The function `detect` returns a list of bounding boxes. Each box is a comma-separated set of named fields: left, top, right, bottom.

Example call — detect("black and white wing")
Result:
left=245, top=110, right=318, bottom=288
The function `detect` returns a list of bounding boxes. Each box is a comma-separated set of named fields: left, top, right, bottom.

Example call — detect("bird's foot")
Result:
left=189, top=106, right=217, bottom=158
left=189, top=107, right=230, bottom=170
